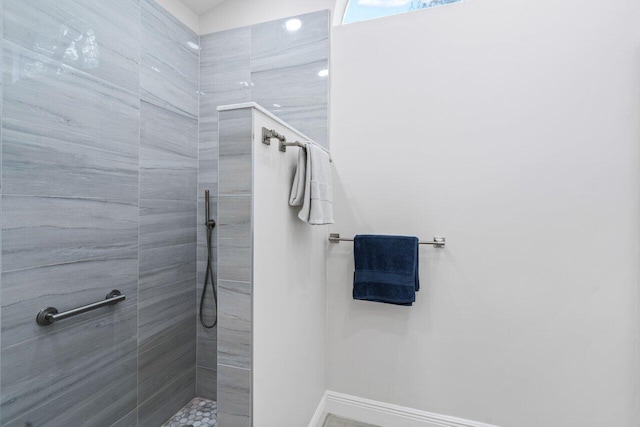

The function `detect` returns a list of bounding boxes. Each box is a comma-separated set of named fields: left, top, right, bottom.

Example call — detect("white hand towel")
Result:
left=289, top=147, right=306, bottom=206
left=289, top=143, right=334, bottom=225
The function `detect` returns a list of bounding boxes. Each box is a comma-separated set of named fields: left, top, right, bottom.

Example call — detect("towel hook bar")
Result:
left=261, top=127, right=333, bottom=162
left=329, top=233, right=446, bottom=248
left=262, top=127, right=285, bottom=145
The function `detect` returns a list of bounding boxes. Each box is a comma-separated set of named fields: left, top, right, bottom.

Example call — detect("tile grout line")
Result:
left=136, top=0, right=143, bottom=425
left=217, top=363, right=251, bottom=372
left=1, top=0, right=4, bottom=423
left=195, top=26, right=201, bottom=397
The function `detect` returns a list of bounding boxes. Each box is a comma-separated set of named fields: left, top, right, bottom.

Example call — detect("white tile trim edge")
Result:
left=309, top=391, right=501, bottom=427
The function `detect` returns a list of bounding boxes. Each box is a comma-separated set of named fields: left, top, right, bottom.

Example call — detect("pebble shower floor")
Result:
left=161, top=397, right=217, bottom=427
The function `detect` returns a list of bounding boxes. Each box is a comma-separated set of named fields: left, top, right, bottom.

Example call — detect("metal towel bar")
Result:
left=329, top=233, right=446, bottom=248
left=262, top=127, right=333, bottom=162
left=36, top=290, right=125, bottom=326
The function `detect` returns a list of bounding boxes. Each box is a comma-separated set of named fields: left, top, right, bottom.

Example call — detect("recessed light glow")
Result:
left=285, top=18, right=302, bottom=32
left=318, top=69, right=329, bottom=77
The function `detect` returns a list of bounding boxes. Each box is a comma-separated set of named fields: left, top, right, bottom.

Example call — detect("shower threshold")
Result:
left=162, top=397, right=217, bottom=427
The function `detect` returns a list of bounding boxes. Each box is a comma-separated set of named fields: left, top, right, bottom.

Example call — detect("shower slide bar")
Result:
left=36, top=290, right=125, bottom=326
left=329, top=233, right=446, bottom=248
left=262, top=127, right=333, bottom=162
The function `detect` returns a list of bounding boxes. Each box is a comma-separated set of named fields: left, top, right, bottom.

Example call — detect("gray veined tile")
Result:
left=216, top=164, right=250, bottom=198
left=218, top=280, right=252, bottom=369
left=254, top=100, right=328, bottom=148
left=138, top=241, right=195, bottom=290
left=201, top=86, right=251, bottom=116
left=251, top=57, right=328, bottom=147
left=138, top=282, right=196, bottom=353
left=2, top=118, right=138, bottom=201
left=197, top=240, right=217, bottom=289
left=196, top=366, right=217, bottom=401
left=2, top=42, right=140, bottom=146
left=198, top=149, right=219, bottom=197
left=199, top=105, right=220, bottom=146
left=2, top=195, right=138, bottom=272
left=141, top=0, right=199, bottom=118
left=200, top=27, right=251, bottom=95
left=3, top=354, right=137, bottom=427
left=218, top=239, right=251, bottom=283
left=137, top=367, right=195, bottom=427
left=200, top=88, right=252, bottom=143
left=250, top=10, right=330, bottom=147
left=1, top=0, right=3, bottom=190
left=218, top=196, right=251, bottom=242
left=198, top=113, right=219, bottom=199
left=140, top=101, right=198, bottom=170
left=138, top=320, right=196, bottom=404
left=138, top=242, right=195, bottom=292
left=1, top=254, right=138, bottom=349
left=140, top=199, right=196, bottom=251
left=197, top=325, right=217, bottom=371
left=218, top=109, right=253, bottom=196
left=111, top=408, right=138, bottom=427
left=250, top=11, right=329, bottom=73
left=140, top=51, right=198, bottom=120
left=218, top=138, right=253, bottom=196
left=217, top=364, right=251, bottom=427
left=142, top=0, right=198, bottom=45
left=218, top=108, right=253, bottom=144
left=0, top=304, right=137, bottom=425
left=251, top=57, right=327, bottom=106
left=140, top=166, right=198, bottom=201
left=138, top=243, right=196, bottom=348
left=3, top=0, right=141, bottom=93
left=199, top=28, right=251, bottom=162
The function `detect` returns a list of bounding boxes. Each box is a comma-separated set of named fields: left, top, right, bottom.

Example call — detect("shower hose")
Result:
left=200, top=218, right=217, bottom=329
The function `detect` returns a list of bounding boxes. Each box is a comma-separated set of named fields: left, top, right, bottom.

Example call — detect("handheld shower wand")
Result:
left=200, top=190, right=217, bottom=329
left=205, top=189, right=215, bottom=229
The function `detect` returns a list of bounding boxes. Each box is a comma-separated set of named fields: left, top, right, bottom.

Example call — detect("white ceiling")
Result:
left=180, top=0, right=226, bottom=15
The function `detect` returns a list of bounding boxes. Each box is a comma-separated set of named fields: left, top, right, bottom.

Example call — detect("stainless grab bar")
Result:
left=36, top=290, right=125, bottom=326
left=329, top=233, right=446, bottom=248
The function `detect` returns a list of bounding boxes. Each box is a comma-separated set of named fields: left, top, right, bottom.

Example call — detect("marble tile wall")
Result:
left=0, top=0, right=199, bottom=425
left=251, top=11, right=330, bottom=148
left=217, top=108, right=253, bottom=427
left=197, top=26, right=251, bottom=400
left=0, top=3, right=329, bottom=424
left=196, top=9, right=330, bottom=400
left=138, top=1, right=199, bottom=426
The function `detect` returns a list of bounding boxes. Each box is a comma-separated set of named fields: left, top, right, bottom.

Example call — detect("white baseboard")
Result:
left=308, top=391, right=328, bottom=427
left=309, top=391, right=500, bottom=427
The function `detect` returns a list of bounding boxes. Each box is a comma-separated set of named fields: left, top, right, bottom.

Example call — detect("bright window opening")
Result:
left=342, top=0, right=465, bottom=24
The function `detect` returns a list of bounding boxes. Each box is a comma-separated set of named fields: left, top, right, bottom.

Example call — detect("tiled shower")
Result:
left=0, top=0, right=328, bottom=425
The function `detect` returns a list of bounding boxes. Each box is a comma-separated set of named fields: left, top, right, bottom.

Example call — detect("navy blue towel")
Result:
left=353, top=235, right=420, bottom=306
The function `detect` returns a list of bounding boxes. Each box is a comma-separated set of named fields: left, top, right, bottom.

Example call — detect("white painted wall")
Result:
left=252, top=108, right=329, bottom=426
left=199, top=0, right=334, bottom=34
left=327, top=1, right=640, bottom=426
left=162, top=0, right=640, bottom=424
left=153, top=0, right=200, bottom=33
